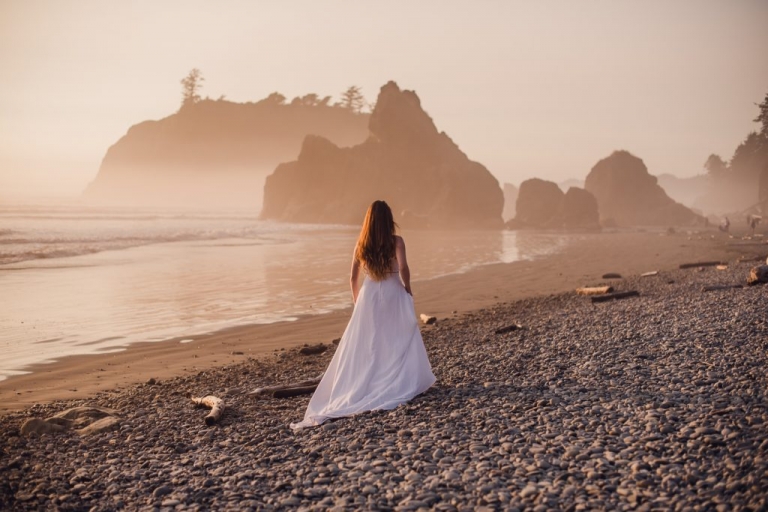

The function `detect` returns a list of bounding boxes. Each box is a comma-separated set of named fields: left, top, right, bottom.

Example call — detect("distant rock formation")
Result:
left=507, top=178, right=599, bottom=229
left=502, top=183, right=519, bottom=221
left=585, top=151, right=703, bottom=226
left=84, top=97, right=369, bottom=208
left=513, top=179, right=564, bottom=227
left=562, top=187, right=600, bottom=229
left=261, top=82, right=503, bottom=229
left=557, top=178, right=585, bottom=192
left=656, top=173, right=709, bottom=209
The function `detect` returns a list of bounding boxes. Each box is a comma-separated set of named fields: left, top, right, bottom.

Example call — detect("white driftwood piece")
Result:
left=420, top=314, right=437, bottom=325
left=576, top=285, right=613, bottom=296
left=191, top=396, right=225, bottom=426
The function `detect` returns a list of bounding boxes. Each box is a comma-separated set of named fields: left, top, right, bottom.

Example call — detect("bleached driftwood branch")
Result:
left=576, top=286, right=613, bottom=296
left=191, top=396, right=225, bottom=426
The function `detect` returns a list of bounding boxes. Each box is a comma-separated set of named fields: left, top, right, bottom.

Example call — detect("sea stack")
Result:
left=585, top=150, right=703, bottom=226
left=260, top=81, right=504, bottom=229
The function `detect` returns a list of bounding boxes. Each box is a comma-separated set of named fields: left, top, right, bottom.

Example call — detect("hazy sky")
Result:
left=1, top=0, right=767, bottom=197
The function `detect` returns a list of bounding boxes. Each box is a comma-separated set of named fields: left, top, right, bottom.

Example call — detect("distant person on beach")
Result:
left=719, top=217, right=730, bottom=233
left=291, top=200, right=435, bottom=429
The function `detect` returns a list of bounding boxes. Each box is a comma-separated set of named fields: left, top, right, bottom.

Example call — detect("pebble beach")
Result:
left=1, top=252, right=766, bottom=511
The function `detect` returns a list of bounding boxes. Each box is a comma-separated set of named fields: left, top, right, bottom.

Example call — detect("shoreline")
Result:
left=0, top=229, right=763, bottom=414
left=1, top=233, right=766, bottom=510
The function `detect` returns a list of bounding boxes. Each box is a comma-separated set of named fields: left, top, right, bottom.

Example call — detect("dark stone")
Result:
left=152, top=486, right=172, bottom=498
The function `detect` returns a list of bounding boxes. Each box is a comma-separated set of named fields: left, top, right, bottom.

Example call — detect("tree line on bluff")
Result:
left=85, top=71, right=767, bottom=228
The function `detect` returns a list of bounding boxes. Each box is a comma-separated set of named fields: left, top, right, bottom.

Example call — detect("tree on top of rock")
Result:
left=704, top=154, right=728, bottom=177
left=180, top=69, right=204, bottom=109
left=339, top=86, right=366, bottom=113
left=755, top=92, right=768, bottom=140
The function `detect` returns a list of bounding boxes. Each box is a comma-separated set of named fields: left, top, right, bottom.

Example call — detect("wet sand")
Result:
left=0, top=229, right=761, bottom=413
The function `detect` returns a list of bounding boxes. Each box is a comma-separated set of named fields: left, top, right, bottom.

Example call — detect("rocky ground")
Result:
left=1, top=259, right=767, bottom=511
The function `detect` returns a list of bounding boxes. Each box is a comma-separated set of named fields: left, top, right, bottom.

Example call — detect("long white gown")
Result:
left=290, top=269, right=436, bottom=430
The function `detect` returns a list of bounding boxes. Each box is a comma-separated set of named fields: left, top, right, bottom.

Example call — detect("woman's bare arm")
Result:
left=395, top=236, right=412, bottom=295
left=350, top=251, right=361, bottom=303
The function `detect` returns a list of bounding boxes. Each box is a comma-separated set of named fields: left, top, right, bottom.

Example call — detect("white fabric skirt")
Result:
left=291, top=272, right=435, bottom=429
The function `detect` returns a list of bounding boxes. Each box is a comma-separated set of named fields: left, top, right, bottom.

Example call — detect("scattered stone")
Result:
left=1, top=261, right=766, bottom=511
left=299, top=343, right=328, bottom=355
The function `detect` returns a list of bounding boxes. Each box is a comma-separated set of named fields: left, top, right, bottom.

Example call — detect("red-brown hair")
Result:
left=355, top=200, right=397, bottom=281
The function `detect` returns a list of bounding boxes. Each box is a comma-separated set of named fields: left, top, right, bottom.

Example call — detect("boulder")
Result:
left=747, top=265, right=768, bottom=285
left=513, top=179, right=564, bottom=227
left=261, top=81, right=504, bottom=229
left=585, top=150, right=703, bottom=226
left=562, top=187, right=600, bottom=229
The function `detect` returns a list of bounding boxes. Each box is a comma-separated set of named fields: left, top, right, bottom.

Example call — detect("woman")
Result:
left=291, top=200, right=435, bottom=429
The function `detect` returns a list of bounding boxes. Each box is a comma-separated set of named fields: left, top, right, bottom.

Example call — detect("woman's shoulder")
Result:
left=394, top=235, right=405, bottom=246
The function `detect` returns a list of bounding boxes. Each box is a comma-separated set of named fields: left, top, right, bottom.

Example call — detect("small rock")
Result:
left=152, top=486, right=172, bottom=498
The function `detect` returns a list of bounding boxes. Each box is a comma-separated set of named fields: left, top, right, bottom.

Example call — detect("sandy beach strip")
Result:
left=0, top=230, right=762, bottom=413
left=0, top=231, right=765, bottom=510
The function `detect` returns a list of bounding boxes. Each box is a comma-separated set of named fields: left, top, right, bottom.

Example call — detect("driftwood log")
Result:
left=602, top=273, right=622, bottom=279
left=641, top=271, right=658, bottom=277
left=191, top=396, right=225, bottom=426
left=679, top=261, right=723, bottom=269
left=576, top=286, right=613, bottom=296
left=703, top=284, right=743, bottom=292
left=591, top=290, right=639, bottom=303
left=494, top=323, right=523, bottom=335
left=249, top=374, right=323, bottom=398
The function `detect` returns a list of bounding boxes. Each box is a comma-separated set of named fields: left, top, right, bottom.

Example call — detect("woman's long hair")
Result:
left=355, top=200, right=397, bottom=281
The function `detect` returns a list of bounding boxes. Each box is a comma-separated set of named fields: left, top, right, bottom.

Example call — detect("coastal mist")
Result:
left=0, top=200, right=567, bottom=380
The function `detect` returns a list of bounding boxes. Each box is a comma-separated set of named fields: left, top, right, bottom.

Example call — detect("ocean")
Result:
left=0, top=199, right=568, bottom=380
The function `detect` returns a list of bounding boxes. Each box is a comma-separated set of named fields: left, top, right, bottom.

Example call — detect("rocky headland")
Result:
left=83, top=97, right=369, bottom=209
left=260, top=82, right=504, bottom=229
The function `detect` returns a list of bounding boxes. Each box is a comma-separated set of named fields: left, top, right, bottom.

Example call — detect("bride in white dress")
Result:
left=291, top=200, right=436, bottom=430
